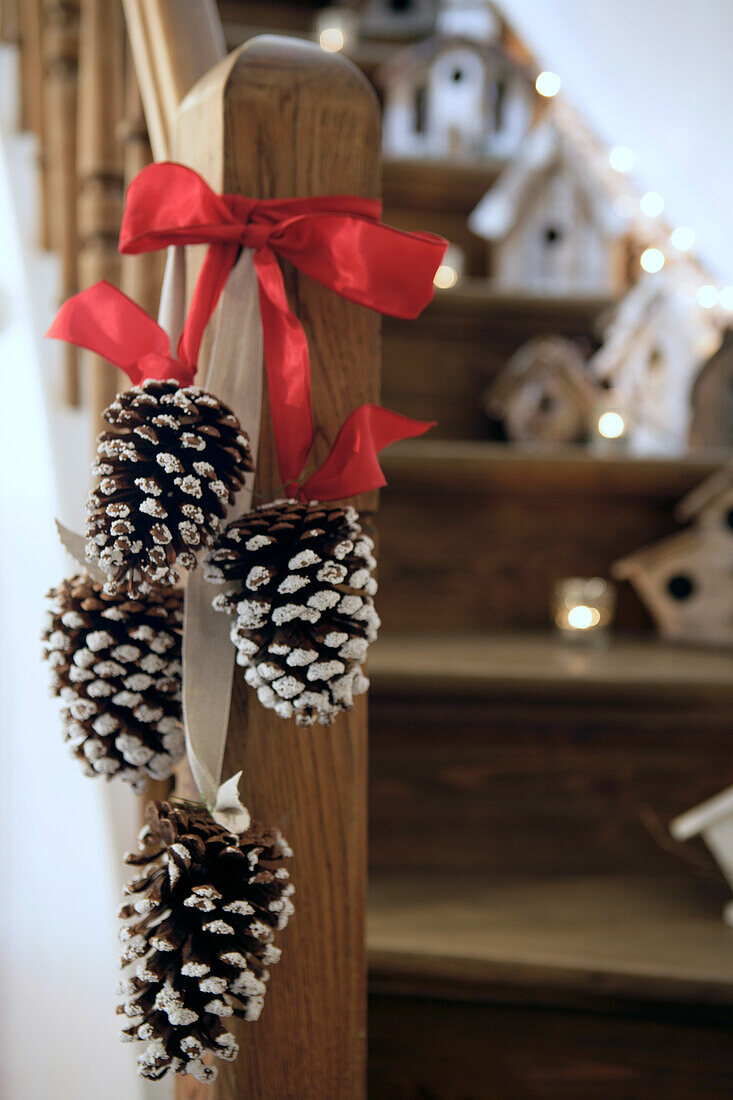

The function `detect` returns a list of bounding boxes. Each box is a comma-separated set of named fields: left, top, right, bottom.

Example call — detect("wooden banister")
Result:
left=173, top=35, right=380, bottom=1098
left=122, top=0, right=225, bottom=160
left=76, top=0, right=125, bottom=434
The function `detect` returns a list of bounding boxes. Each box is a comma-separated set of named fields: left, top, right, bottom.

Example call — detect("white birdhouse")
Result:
left=469, top=121, right=629, bottom=295
left=359, top=0, right=437, bottom=40
left=613, top=465, right=733, bottom=648
left=378, top=24, right=534, bottom=160
left=590, top=272, right=720, bottom=456
left=671, top=786, right=733, bottom=925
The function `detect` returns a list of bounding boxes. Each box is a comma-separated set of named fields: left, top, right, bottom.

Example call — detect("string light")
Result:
left=719, top=286, right=733, bottom=312
left=535, top=71, right=561, bottom=97
left=319, top=26, right=346, bottom=51
left=597, top=411, right=626, bottom=440
left=640, top=248, right=665, bottom=274
left=696, top=285, right=719, bottom=309
left=434, top=263, right=458, bottom=290
left=670, top=226, right=695, bottom=252
left=639, top=191, right=664, bottom=218
left=609, top=146, right=635, bottom=173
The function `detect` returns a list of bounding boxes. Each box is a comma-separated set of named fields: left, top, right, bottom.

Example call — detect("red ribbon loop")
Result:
left=119, top=162, right=447, bottom=486
left=294, top=404, right=435, bottom=503
left=46, top=281, right=196, bottom=388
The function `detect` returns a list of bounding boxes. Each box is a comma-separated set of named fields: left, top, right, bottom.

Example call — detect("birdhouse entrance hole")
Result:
left=667, top=574, right=695, bottom=600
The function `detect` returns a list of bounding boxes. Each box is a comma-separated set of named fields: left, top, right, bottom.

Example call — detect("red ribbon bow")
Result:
left=118, top=161, right=447, bottom=489
left=46, top=280, right=198, bottom=386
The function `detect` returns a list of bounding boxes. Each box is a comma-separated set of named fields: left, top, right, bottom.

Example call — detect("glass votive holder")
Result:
left=552, top=577, right=616, bottom=645
left=315, top=8, right=359, bottom=53
left=590, top=391, right=629, bottom=453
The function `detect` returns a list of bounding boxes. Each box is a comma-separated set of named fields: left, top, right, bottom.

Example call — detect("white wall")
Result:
left=501, top=0, right=733, bottom=282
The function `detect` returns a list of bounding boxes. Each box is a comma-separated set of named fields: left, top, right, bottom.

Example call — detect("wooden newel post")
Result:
left=174, top=36, right=380, bottom=1100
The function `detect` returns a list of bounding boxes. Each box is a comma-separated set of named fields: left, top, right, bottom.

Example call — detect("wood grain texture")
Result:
left=77, top=0, right=124, bottom=432
left=368, top=636, right=733, bottom=877
left=174, top=36, right=380, bottom=1099
left=42, top=0, right=80, bottom=402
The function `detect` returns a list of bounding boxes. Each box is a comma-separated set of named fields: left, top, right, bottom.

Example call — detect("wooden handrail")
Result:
left=122, top=0, right=225, bottom=160
left=173, top=35, right=380, bottom=1098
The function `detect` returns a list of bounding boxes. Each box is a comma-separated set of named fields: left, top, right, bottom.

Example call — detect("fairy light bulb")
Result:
left=640, top=248, right=665, bottom=274
left=535, top=71, right=561, bottom=98
left=597, top=411, right=626, bottom=440
left=639, top=192, right=664, bottom=218
left=609, top=146, right=635, bottom=173
left=434, top=264, right=458, bottom=290
left=319, top=26, right=345, bottom=51
left=670, top=226, right=695, bottom=252
left=719, top=286, right=733, bottom=312
left=697, top=285, right=719, bottom=309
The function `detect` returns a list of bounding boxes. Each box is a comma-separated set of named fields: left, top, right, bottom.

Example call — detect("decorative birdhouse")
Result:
left=359, top=0, right=437, bottom=40
left=484, top=335, right=599, bottom=445
left=671, top=785, right=733, bottom=925
left=690, top=328, right=733, bottom=451
left=613, top=465, right=733, bottom=648
left=590, top=272, right=721, bottom=456
left=468, top=121, right=629, bottom=294
left=378, top=4, right=534, bottom=160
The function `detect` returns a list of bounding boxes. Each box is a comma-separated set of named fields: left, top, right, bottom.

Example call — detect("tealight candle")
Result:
left=552, top=577, right=616, bottom=644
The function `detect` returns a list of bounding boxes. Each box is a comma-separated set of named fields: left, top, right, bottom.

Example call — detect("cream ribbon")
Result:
left=160, top=246, right=264, bottom=833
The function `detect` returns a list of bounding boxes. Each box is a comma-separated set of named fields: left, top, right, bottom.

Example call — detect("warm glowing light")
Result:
left=434, top=264, right=458, bottom=290
left=639, top=191, right=664, bottom=218
left=535, top=71, right=561, bottom=97
left=670, top=225, right=695, bottom=252
left=597, top=411, right=626, bottom=440
left=697, top=284, right=719, bottom=309
left=567, top=605, right=601, bottom=630
left=640, top=248, right=665, bottom=273
left=609, top=146, right=635, bottom=173
left=719, top=286, right=733, bottom=312
left=319, top=26, right=345, bottom=51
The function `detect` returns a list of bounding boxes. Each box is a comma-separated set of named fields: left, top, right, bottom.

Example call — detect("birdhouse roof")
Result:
left=468, top=120, right=629, bottom=242
left=675, top=462, right=733, bottom=522
left=488, top=337, right=597, bottom=410
left=612, top=526, right=707, bottom=580
left=378, top=32, right=532, bottom=88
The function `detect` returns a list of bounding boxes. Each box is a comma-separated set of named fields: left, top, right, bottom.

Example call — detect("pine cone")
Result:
left=118, top=800, right=293, bottom=1083
left=204, top=499, right=379, bottom=726
left=42, top=574, right=184, bottom=791
left=86, top=379, right=253, bottom=596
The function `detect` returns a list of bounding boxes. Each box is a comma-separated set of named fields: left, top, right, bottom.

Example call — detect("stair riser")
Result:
left=376, top=479, right=700, bottom=634
left=369, top=690, right=731, bottom=877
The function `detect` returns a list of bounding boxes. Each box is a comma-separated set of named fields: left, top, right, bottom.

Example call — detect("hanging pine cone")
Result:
left=204, top=499, right=379, bottom=727
left=42, top=573, right=184, bottom=791
left=86, top=378, right=253, bottom=596
left=118, top=800, right=293, bottom=1083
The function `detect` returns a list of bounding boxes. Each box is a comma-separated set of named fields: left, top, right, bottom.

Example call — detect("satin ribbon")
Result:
left=46, top=280, right=201, bottom=388
left=119, top=161, right=447, bottom=489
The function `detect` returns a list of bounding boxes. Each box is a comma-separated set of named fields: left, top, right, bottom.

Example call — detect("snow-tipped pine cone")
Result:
left=204, top=499, right=379, bottom=726
left=86, top=379, right=253, bottom=596
left=42, top=573, right=184, bottom=791
left=118, top=800, right=293, bottom=1083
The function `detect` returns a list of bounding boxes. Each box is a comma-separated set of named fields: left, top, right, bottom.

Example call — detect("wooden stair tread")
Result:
left=381, top=440, right=725, bottom=494
left=367, top=871, right=733, bottom=1006
left=369, top=633, right=733, bottom=698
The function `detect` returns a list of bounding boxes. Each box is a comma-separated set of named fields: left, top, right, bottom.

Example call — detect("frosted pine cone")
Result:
left=42, top=574, right=184, bottom=791
left=204, top=499, right=379, bottom=726
left=118, top=800, right=293, bottom=1083
left=86, top=379, right=253, bottom=596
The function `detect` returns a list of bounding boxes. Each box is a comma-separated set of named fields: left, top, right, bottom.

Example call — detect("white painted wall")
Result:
left=500, top=0, right=733, bottom=282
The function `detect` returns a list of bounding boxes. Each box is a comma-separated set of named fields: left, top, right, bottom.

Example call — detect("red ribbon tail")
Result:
left=46, top=282, right=170, bottom=384
left=254, top=246, right=315, bottom=487
left=300, top=404, right=434, bottom=502
left=176, top=243, right=239, bottom=370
